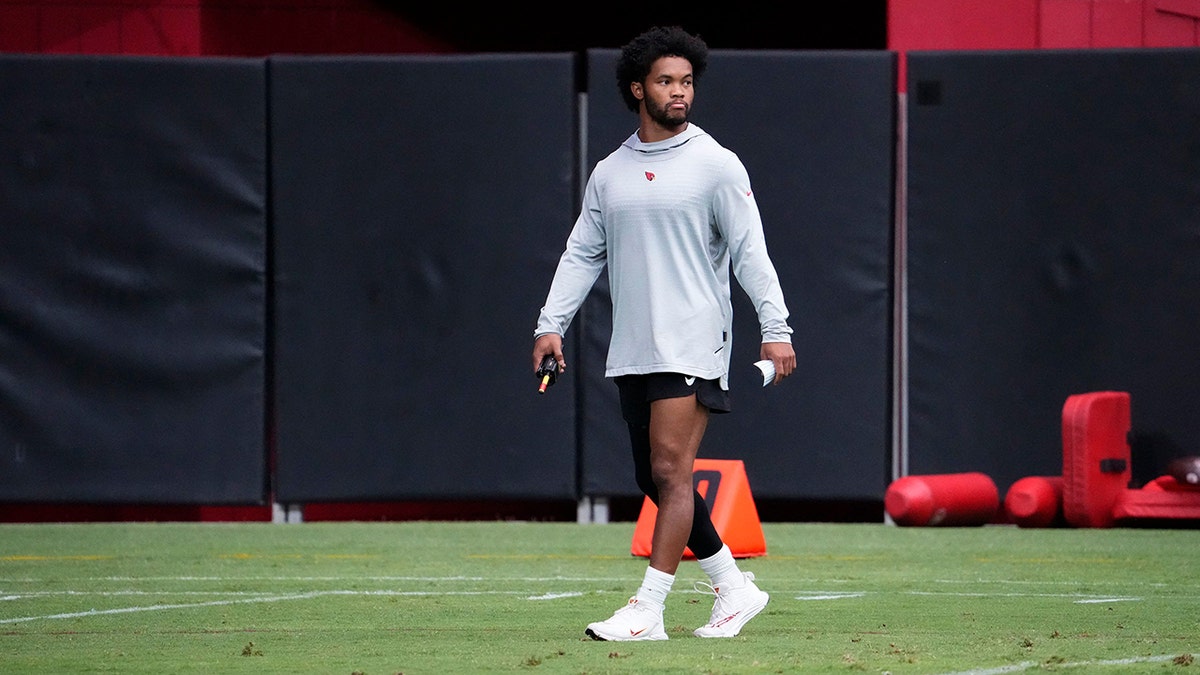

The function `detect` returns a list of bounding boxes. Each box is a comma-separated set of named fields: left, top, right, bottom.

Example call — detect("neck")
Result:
left=637, top=118, right=689, bottom=144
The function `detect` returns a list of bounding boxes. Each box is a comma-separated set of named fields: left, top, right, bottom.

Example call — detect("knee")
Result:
left=649, top=456, right=692, bottom=496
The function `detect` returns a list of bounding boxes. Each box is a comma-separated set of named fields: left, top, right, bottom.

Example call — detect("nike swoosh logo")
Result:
left=713, top=611, right=740, bottom=627
left=630, top=627, right=647, bottom=636
left=684, top=376, right=696, bottom=386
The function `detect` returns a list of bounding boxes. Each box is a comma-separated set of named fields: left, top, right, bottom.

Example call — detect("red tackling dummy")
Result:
left=885, top=472, right=999, bottom=526
left=1004, top=476, right=1064, bottom=528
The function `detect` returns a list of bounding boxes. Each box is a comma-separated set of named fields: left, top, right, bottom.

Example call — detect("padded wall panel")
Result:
left=581, top=50, right=896, bottom=500
left=271, top=55, right=577, bottom=501
left=0, top=55, right=268, bottom=502
left=906, top=49, right=1200, bottom=492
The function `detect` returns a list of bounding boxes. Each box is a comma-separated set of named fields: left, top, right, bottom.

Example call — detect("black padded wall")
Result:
left=0, top=56, right=268, bottom=503
left=906, top=49, right=1200, bottom=492
left=271, top=55, right=578, bottom=502
left=579, top=50, right=896, bottom=500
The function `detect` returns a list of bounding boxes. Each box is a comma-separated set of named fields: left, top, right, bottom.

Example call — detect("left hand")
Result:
left=761, top=342, right=796, bottom=385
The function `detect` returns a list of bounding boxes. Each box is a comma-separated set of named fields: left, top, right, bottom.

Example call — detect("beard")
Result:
left=646, top=98, right=689, bottom=129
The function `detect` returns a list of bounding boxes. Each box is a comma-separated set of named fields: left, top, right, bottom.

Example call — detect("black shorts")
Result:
left=614, top=373, right=731, bottom=426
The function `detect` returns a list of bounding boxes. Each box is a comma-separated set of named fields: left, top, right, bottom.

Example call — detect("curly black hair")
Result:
left=615, top=26, right=709, bottom=113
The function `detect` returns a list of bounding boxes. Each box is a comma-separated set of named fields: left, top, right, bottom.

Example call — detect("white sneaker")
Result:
left=585, top=596, right=668, bottom=641
left=693, top=572, right=769, bottom=638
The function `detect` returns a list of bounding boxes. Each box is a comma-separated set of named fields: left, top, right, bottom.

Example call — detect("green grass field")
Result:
left=1, top=521, right=1197, bottom=674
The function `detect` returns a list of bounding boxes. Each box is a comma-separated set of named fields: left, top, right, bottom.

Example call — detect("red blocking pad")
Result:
left=631, top=459, right=766, bottom=559
left=1004, top=476, right=1064, bottom=528
left=1061, top=391, right=1132, bottom=528
left=884, top=472, right=999, bottom=526
left=1113, top=486, right=1200, bottom=521
left=1145, top=475, right=1200, bottom=492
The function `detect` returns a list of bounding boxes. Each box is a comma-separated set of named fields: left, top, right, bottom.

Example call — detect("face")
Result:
left=631, top=56, right=694, bottom=129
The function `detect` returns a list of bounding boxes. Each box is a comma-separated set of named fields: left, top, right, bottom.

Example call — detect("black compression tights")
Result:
left=627, top=421, right=724, bottom=560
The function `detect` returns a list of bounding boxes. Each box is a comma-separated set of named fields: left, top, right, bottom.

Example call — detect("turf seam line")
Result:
left=936, top=653, right=1179, bottom=675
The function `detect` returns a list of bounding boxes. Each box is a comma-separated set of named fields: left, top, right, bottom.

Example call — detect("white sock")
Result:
left=635, top=566, right=674, bottom=609
left=697, top=544, right=743, bottom=590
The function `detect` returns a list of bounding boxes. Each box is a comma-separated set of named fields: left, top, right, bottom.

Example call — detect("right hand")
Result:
left=761, top=341, right=796, bottom=385
left=532, top=334, right=565, bottom=374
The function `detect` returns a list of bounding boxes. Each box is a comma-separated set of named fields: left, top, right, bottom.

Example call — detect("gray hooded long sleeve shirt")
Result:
left=535, top=124, right=792, bottom=390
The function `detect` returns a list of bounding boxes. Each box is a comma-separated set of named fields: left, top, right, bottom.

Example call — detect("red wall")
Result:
left=7, top=2, right=1194, bottom=64
left=0, top=0, right=451, bottom=55
left=889, top=0, right=1200, bottom=90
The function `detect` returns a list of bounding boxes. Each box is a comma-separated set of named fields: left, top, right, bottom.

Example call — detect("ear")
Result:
left=630, top=81, right=644, bottom=101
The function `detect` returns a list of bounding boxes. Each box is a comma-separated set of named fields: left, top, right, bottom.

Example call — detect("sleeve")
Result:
left=712, top=155, right=794, bottom=343
left=534, top=172, right=608, bottom=338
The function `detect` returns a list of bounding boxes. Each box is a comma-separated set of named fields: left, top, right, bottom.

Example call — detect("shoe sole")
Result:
left=693, top=591, right=769, bottom=638
left=585, top=627, right=668, bottom=641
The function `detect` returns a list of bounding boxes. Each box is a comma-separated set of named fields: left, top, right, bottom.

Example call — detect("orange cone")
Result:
left=630, top=459, right=766, bottom=559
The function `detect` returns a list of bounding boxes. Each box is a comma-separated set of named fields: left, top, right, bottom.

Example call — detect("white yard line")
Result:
left=0, top=579, right=1176, bottom=628
left=908, top=590, right=1144, bottom=601
left=0, top=575, right=631, bottom=583
left=527, top=592, right=585, bottom=600
left=0, top=591, right=332, bottom=625
left=0, top=589, right=531, bottom=625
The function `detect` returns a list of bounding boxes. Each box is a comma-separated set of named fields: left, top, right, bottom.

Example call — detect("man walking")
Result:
left=532, top=25, right=796, bottom=641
